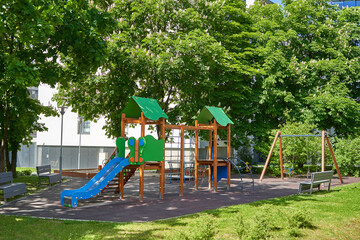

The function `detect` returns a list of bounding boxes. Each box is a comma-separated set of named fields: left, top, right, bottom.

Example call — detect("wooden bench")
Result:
left=0, top=172, right=27, bottom=203
left=299, top=171, right=333, bottom=194
left=36, top=165, right=61, bottom=186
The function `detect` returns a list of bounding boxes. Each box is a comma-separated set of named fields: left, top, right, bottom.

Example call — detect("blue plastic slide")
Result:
left=61, top=157, right=130, bottom=208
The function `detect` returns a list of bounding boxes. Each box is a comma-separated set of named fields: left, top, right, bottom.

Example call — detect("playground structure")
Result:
left=61, top=96, right=234, bottom=207
left=259, top=131, right=343, bottom=183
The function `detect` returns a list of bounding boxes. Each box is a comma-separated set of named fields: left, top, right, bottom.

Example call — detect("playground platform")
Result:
left=0, top=174, right=358, bottom=222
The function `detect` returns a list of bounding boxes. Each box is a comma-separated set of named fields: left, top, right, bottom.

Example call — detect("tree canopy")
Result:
left=0, top=0, right=115, bottom=173
left=2, top=0, right=360, bottom=171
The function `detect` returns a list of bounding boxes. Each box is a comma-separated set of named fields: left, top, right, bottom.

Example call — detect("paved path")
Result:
left=0, top=174, right=358, bottom=222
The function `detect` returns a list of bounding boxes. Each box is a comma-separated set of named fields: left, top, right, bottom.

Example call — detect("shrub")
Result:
left=178, top=214, right=217, bottom=240
left=287, top=210, right=313, bottom=229
left=334, top=137, right=360, bottom=177
left=235, top=216, right=247, bottom=239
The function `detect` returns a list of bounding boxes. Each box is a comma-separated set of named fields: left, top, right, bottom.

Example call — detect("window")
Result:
left=27, top=87, right=38, bottom=99
left=78, top=117, right=90, bottom=134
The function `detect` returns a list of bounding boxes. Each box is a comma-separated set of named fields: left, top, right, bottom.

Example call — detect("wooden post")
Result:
left=121, top=113, right=126, bottom=138
left=160, top=118, right=166, bottom=198
left=139, top=112, right=145, bottom=201
left=259, top=131, right=281, bottom=182
left=140, top=112, right=145, bottom=137
left=321, top=130, right=325, bottom=172
left=120, top=113, right=126, bottom=199
left=213, top=120, right=218, bottom=192
left=279, top=135, right=284, bottom=180
left=326, top=136, right=344, bottom=184
left=208, top=130, right=212, bottom=189
left=139, top=164, right=144, bottom=202
left=195, top=120, right=199, bottom=190
left=180, top=125, right=185, bottom=196
left=227, top=124, right=231, bottom=190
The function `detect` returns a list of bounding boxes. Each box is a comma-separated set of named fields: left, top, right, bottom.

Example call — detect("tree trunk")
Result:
left=0, top=104, right=10, bottom=172
left=5, top=141, right=10, bottom=171
left=11, top=150, right=17, bottom=178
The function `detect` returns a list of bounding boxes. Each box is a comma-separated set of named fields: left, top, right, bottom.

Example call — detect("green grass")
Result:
left=1, top=182, right=360, bottom=239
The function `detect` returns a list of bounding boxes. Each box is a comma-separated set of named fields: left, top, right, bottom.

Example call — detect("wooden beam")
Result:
left=259, top=131, right=281, bottom=182
left=218, top=125, right=227, bottom=130
left=180, top=125, right=185, bottom=196
left=326, top=136, right=344, bottom=184
left=125, top=119, right=142, bottom=124
left=208, top=130, right=212, bottom=189
left=195, top=120, right=199, bottom=190
left=213, top=119, right=218, bottom=192
left=139, top=164, right=144, bottom=202
left=140, top=112, right=145, bottom=137
left=139, top=113, right=145, bottom=201
left=165, top=124, right=182, bottom=130
left=279, top=136, right=284, bottom=180
left=227, top=124, right=231, bottom=190
left=183, top=125, right=213, bottom=131
left=321, top=130, right=325, bottom=172
left=121, top=113, right=126, bottom=138
left=160, top=118, right=166, bottom=198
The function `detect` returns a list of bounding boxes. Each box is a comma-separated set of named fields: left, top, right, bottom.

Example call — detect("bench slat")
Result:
left=0, top=173, right=27, bottom=203
left=36, top=165, right=61, bottom=186
left=299, top=171, right=332, bottom=194
left=0, top=172, right=13, bottom=184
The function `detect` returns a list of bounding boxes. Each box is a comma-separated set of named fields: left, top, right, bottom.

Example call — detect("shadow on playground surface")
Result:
left=0, top=174, right=359, bottom=222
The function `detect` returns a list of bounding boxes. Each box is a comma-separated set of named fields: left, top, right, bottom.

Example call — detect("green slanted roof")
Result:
left=197, top=106, right=233, bottom=127
left=121, top=96, right=168, bottom=121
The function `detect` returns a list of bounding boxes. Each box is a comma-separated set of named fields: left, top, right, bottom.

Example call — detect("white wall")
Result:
left=35, top=84, right=116, bottom=147
left=246, top=0, right=256, bottom=7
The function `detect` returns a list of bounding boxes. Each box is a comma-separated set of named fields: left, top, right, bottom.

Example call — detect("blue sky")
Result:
left=271, top=0, right=283, bottom=4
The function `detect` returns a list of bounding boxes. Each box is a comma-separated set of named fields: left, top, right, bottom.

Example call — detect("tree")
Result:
left=248, top=0, right=360, bottom=149
left=57, top=0, right=253, bottom=140
left=0, top=0, right=115, bottom=173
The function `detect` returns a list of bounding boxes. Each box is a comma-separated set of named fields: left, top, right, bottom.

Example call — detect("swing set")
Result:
left=259, top=131, right=343, bottom=183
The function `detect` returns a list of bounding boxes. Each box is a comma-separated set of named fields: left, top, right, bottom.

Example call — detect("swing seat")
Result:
left=283, top=167, right=294, bottom=175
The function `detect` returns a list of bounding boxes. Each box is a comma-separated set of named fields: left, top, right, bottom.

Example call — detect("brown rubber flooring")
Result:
left=0, top=173, right=359, bottom=222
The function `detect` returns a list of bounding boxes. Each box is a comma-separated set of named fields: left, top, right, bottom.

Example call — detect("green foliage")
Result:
left=235, top=216, right=247, bottom=239
left=334, top=136, right=360, bottom=177
left=0, top=0, right=115, bottom=172
left=286, top=210, right=314, bottom=238
left=247, top=0, right=360, bottom=147
left=16, top=169, right=33, bottom=177
left=177, top=214, right=217, bottom=240
left=287, top=210, right=313, bottom=229
left=56, top=0, right=252, bottom=141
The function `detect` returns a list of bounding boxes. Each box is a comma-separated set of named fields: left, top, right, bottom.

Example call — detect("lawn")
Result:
left=0, top=180, right=359, bottom=239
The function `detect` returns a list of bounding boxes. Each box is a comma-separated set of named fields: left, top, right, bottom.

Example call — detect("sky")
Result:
left=271, top=0, right=283, bottom=4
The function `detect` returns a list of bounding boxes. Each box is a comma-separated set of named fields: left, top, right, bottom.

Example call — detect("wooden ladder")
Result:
left=101, top=168, right=136, bottom=194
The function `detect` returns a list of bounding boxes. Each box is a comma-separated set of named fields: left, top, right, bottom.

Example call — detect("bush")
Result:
left=235, top=205, right=283, bottom=240
left=177, top=214, right=217, bottom=240
left=287, top=210, right=313, bottom=229
left=334, top=137, right=360, bottom=177
left=286, top=209, right=314, bottom=238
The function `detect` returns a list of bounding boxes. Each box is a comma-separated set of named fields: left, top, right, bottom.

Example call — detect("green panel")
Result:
left=121, top=96, right=168, bottom=121
left=121, top=98, right=142, bottom=119
left=197, top=106, right=233, bottom=126
left=127, top=137, right=146, bottom=165
left=142, top=135, right=165, bottom=162
left=116, top=137, right=126, bottom=158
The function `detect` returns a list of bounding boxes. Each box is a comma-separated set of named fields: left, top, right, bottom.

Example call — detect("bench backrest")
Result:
left=37, top=165, right=51, bottom=175
left=311, top=171, right=333, bottom=182
left=0, top=172, right=13, bottom=184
